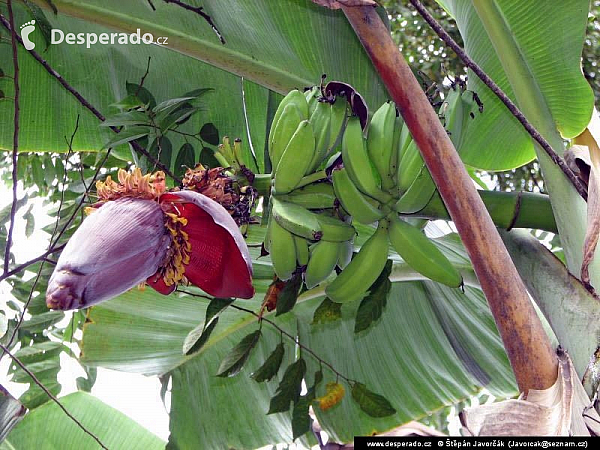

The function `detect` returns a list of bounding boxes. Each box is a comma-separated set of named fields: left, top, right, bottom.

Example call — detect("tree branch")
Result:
left=341, top=5, right=557, bottom=393
left=0, top=244, right=65, bottom=283
left=177, top=288, right=354, bottom=383
left=1, top=121, right=109, bottom=362
left=408, top=0, right=588, bottom=202
left=230, top=303, right=354, bottom=384
left=162, top=0, right=225, bottom=44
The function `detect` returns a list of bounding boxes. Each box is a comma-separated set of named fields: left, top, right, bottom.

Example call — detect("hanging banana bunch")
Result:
left=265, top=86, right=355, bottom=288
left=325, top=91, right=473, bottom=302
left=394, top=82, right=480, bottom=214
left=265, top=82, right=474, bottom=303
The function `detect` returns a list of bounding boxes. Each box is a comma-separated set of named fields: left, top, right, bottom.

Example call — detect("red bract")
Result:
left=46, top=169, right=254, bottom=311
left=147, top=191, right=254, bottom=299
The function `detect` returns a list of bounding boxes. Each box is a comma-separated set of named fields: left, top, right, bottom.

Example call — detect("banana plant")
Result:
left=0, top=0, right=598, bottom=447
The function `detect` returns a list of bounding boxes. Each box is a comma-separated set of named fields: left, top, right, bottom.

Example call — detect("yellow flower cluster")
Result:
left=96, top=168, right=166, bottom=201
left=161, top=212, right=192, bottom=286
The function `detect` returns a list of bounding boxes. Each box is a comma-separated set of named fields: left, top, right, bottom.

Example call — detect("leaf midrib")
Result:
left=30, top=0, right=311, bottom=94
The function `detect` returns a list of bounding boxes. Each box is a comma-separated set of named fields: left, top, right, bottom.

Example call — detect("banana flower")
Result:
left=46, top=169, right=254, bottom=310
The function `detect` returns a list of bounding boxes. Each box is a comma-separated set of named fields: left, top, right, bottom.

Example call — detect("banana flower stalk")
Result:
left=46, top=168, right=254, bottom=310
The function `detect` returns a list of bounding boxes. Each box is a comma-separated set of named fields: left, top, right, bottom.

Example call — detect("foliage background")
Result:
left=0, top=0, right=598, bottom=447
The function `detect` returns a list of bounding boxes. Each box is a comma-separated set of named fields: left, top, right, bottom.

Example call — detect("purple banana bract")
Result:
left=46, top=168, right=255, bottom=310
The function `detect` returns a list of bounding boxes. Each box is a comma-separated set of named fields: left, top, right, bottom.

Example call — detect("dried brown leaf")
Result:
left=561, top=348, right=600, bottom=436
left=460, top=350, right=597, bottom=436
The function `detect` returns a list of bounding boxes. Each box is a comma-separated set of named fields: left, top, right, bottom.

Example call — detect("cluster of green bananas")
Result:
left=326, top=93, right=475, bottom=303
left=265, top=88, right=356, bottom=289
left=215, top=135, right=246, bottom=170
left=266, top=85, right=474, bottom=303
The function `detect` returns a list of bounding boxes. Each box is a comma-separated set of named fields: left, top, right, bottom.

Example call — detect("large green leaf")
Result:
left=436, top=0, right=593, bottom=170
left=437, top=0, right=598, bottom=312
left=81, top=283, right=299, bottom=448
left=294, top=282, right=515, bottom=442
left=5, top=1, right=585, bottom=173
left=167, top=311, right=299, bottom=449
left=1, top=391, right=165, bottom=450
left=80, top=232, right=516, bottom=447
left=0, top=6, right=269, bottom=174
left=1, top=0, right=388, bottom=170
left=80, top=288, right=206, bottom=375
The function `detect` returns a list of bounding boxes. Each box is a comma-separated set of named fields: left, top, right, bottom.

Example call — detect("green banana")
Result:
left=342, top=116, right=391, bottom=204
left=304, top=240, right=342, bottom=289
left=293, top=234, right=310, bottom=266
left=332, top=167, right=384, bottom=225
left=396, top=122, right=413, bottom=170
left=263, top=202, right=274, bottom=253
left=325, top=220, right=390, bottom=303
left=304, top=86, right=320, bottom=116
left=388, top=115, right=404, bottom=190
left=387, top=214, right=462, bottom=287
left=315, top=211, right=356, bottom=242
left=396, top=139, right=424, bottom=195
left=218, top=136, right=235, bottom=166
left=394, top=165, right=437, bottom=214
left=307, top=100, right=332, bottom=172
left=393, top=87, right=471, bottom=185
left=337, top=238, right=354, bottom=270
left=394, top=86, right=477, bottom=190
left=274, top=120, right=316, bottom=194
left=366, top=101, right=397, bottom=190
left=269, top=218, right=298, bottom=281
left=271, top=197, right=355, bottom=243
left=328, top=97, right=348, bottom=159
left=271, top=89, right=309, bottom=137
left=278, top=182, right=336, bottom=209
left=271, top=197, right=322, bottom=241
left=441, top=85, right=479, bottom=151
left=232, top=138, right=246, bottom=167
left=396, top=89, right=474, bottom=212
left=394, top=87, right=477, bottom=206
left=269, top=91, right=310, bottom=170
left=269, top=104, right=305, bottom=171
left=307, top=96, right=348, bottom=173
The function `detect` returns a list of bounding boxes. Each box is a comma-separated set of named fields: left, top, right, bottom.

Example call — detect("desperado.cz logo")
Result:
left=20, top=20, right=168, bottom=50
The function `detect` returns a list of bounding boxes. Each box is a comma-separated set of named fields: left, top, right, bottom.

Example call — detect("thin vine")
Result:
left=177, top=288, right=354, bottom=384
left=0, top=344, right=110, bottom=450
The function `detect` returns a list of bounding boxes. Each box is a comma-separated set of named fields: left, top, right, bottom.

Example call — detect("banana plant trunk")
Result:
left=342, top=5, right=557, bottom=393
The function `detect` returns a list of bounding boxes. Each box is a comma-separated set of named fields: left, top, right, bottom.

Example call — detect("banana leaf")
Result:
left=1, top=391, right=165, bottom=449
left=80, top=233, right=517, bottom=447
left=0, top=385, right=26, bottom=443
left=435, top=0, right=597, bottom=289
left=1, top=0, right=548, bottom=172
left=0, top=0, right=387, bottom=172
left=436, top=0, right=593, bottom=170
